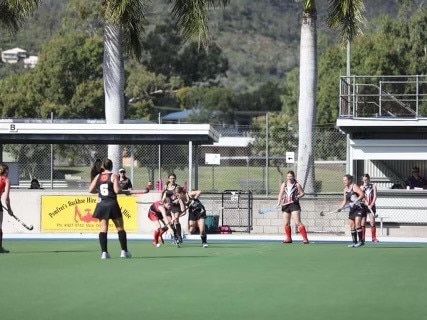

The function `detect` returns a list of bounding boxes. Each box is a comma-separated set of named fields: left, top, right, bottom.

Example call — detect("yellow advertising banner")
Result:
left=41, top=195, right=138, bottom=232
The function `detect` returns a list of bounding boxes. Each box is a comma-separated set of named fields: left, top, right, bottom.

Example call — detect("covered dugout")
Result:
left=0, top=120, right=219, bottom=190
left=337, top=114, right=427, bottom=187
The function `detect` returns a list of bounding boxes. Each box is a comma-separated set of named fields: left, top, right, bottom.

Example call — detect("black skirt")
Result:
left=92, top=198, right=122, bottom=220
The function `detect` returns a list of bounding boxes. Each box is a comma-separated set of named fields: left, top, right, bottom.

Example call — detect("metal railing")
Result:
left=339, top=75, right=427, bottom=118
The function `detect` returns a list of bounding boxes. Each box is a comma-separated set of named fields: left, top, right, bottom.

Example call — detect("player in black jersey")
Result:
left=176, top=187, right=208, bottom=247
left=339, top=174, right=366, bottom=248
left=161, top=173, right=185, bottom=244
left=89, top=159, right=132, bottom=259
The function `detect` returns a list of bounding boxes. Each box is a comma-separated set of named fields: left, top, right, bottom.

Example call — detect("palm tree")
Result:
left=326, top=0, right=366, bottom=176
left=296, top=0, right=365, bottom=193
left=327, top=0, right=366, bottom=76
left=0, top=0, right=39, bottom=33
left=101, top=0, right=229, bottom=168
left=296, top=0, right=317, bottom=193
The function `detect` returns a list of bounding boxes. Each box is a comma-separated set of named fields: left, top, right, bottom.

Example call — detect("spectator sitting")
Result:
left=405, top=167, right=426, bottom=189
left=29, top=178, right=43, bottom=189
left=391, top=183, right=403, bottom=189
left=118, top=168, right=133, bottom=190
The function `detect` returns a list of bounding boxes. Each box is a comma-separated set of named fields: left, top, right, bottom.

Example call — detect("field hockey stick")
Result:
left=158, top=218, right=174, bottom=235
left=2, top=206, right=34, bottom=230
left=319, top=208, right=340, bottom=217
left=259, top=201, right=293, bottom=214
left=159, top=219, right=172, bottom=231
left=320, top=204, right=350, bottom=217
left=127, top=187, right=150, bottom=194
left=367, top=206, right=378, bottom=218
left=258, top=206, right=279, bottom=214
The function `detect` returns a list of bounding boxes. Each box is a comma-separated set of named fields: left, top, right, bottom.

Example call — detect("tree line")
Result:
left=1, top=3, right=425, bottom=125
left=1, top=0, right=420, bottom=128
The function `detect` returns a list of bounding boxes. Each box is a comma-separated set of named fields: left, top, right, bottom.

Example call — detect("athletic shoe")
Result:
left=372, top=238, right=379, bottom=243
left=0, top=247, right=10, bottom=253
left=101, top=252, right=110, bottom=259
left=347, top=243, right=356, bottom=248
left=282, top=239, right=292, bottom=244
left=156, top=243, right=162, bottom=248
left=203, top=243, right=208, bottom=248
left=120, top=250, right=132, bottom=258
left=173, top=237, right=182, bottom=246
left=302, top=240, right=309, bottom=244
left=354, top=242, right=364, bottom=248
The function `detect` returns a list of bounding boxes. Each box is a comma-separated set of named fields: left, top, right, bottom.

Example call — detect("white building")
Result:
left=23, top=55, right=39, bottom=68
left=1, top=47, right=28, bottom=63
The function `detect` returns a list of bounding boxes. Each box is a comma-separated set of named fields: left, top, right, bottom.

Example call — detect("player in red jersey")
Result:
left=360, top=173, right=379, bottom=243
left=276, top=170, right=308, bottom=244
left=148, top=199, right=171, bottom=247
left=0, top=164, right=12, bottom=253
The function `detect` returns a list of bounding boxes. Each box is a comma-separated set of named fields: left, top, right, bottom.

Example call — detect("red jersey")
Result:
left=282, top=181, right=300, bottom=204
left=149, top=200, right=164, bottom=214
left=0, top=175, right=6, bottom=195
left=363, top=183, right=375, bottom=206
left=148, top=200, right=165, bottom=221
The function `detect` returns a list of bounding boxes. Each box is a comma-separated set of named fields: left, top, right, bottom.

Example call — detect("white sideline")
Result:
left=4, top=233, right=427, bottom=243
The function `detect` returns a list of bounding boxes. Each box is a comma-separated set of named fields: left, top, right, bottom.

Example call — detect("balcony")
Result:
left=339, top=75, right=427, bottom=119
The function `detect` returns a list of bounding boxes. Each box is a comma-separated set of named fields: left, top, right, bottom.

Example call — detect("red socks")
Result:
left=298, top=225, right=309, bottom=243
left=371, top=225, right=377, bottom=239
left=283, top=225, right=309, bottom=243
left=158, top=227, right=167, bottom=244
left=284, top=225, right=292, bottom=242
left=153, top=229, right=160, bottom=244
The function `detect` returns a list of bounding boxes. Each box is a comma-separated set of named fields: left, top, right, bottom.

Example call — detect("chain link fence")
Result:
left=2, top=125, right=427, bottom=230
left=2, top=127, right=346, bottom=194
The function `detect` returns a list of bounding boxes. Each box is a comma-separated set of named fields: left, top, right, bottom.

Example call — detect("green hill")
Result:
left=0, top=0, right=403, bottom=91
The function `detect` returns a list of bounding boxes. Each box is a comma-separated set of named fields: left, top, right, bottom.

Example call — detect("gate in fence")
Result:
left=221, top=190, right=253, bottom=233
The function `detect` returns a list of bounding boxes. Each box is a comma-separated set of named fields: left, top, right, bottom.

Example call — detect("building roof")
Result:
left=2, top=47, right=27, bottom=54
left=0, top=119, right=219, bottom=145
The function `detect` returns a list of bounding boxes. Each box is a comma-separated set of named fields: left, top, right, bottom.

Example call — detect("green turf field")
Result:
left=1, top=240, right=426, bottom=320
